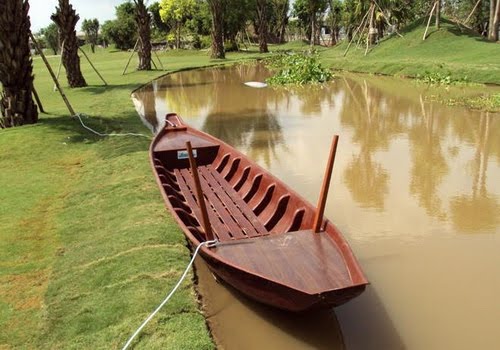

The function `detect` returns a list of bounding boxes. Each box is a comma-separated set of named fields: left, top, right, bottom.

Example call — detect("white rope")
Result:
left=121, top=239, right=218, bottom=350
left=75, top=113, right=150, bottom=138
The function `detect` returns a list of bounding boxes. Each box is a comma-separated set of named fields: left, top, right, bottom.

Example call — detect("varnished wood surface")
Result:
left=175, top=166, right=269, bottom=241
left=150, top=113, right=368, bottom=311
left=154, top=129, right=217, bottom=152
left=213, top=229, right=352, bottom=294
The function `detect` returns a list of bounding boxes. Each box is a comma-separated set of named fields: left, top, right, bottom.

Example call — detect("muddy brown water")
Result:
left=132, top=64, right=500, bottom=350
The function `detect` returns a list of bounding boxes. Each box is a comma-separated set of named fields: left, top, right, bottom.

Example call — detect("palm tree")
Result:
left=51, top=0, right=87, bottom=87
left=208, top=0, right=225, bottom=59
left=0, top=0, right=38, bottom=128
left=256, top=0, right=269, bottom=53
left=134, top=0, right=152, bottom=70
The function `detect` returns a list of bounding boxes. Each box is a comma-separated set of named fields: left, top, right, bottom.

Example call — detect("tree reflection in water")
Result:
left=132, top=64, right=500, bottom=235
left=203, top=110, right=284, bottom=168
left=408, top=95, right=449, bottom=219
left=131, top=83, right=157, bottom=133
left=450, top=112, right=500, bottom=233
left=199, top=65, right=286, bottom=167
left=339, top=78, right=404, bottom=210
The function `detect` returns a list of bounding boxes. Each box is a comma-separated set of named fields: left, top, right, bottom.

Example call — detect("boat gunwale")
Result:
left=149, top=114, right=368, bottom=297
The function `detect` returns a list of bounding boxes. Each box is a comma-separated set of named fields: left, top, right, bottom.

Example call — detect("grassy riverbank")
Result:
left=1, top=21, right=498, bottom=347
left=0, top=48, right=264, bottom=349
left=320, top=18, right=500, bottom=85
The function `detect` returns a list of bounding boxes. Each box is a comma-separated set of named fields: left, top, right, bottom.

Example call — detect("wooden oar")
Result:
left=313, top=135, right=339, bottom=233
left=186, top=141, right=214, bottom=241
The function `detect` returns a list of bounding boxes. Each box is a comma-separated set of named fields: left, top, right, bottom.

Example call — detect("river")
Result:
left=132, top=64, right=500, bottom=350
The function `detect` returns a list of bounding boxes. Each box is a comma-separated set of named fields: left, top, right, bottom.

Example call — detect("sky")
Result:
left=29, top=0, right=126, bottom=32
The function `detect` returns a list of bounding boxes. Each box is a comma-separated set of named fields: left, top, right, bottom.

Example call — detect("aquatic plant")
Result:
left=416, top=71, right=469, bottom=86
left=266, top=51, right=333, bottom=86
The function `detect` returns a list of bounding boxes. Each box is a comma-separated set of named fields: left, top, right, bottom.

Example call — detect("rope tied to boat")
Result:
left=165, top=119, right=177, bottom=128
left=74, top=113, right=151, bottom=138
left=121, top=239, right=218, bottom=350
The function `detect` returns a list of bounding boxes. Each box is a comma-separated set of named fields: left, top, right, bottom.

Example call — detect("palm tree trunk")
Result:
left=256, top=0, right=269, bottom=53
left=135, top=0, right=152, bottom=70
left=0, top=0, right=38, bottom=128
left=208, top=0, right=225, bottom=59
left=51, top=0, right=87, bottom=88
left=435, top=0, right=441, bottom=29
left=278, top=1, right=288, bottom=44
left=311, top=13, right=316, bottom=47
left=489, top=0, right=500, bottom=41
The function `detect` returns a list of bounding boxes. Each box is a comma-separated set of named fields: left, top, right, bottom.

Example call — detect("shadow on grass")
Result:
left=42, top=112, right=152, bottom=159
left=83, top=84, right=144, bottom=95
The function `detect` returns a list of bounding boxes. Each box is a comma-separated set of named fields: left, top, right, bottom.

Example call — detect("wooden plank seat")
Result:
left=173, top=165, right=269, bottom=242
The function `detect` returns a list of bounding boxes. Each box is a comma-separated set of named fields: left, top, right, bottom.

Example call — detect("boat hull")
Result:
left=201, top=250, right=367, bottom=312
left=150, top=113, right=368, bottom=312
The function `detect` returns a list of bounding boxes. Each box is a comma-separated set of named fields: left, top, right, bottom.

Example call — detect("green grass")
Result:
left=0, top=47, right=265, bottom=349
left=1, top=24, right=498, bottom=347
left=319, top=18, right=500, bottom=85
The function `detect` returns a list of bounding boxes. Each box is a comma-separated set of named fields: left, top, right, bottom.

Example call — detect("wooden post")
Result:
left=78, top=47, right=107, bottom=85
left=465, top=0, right=482, bottom=24
left=355, top=11, right=370, bottom=48
left=32, top=86, right=45, bottom=114
left=153, top=50, right=164, bottom=70
left=54, top=39, right=65, bottom=91
left=122, top=38, right=140, bottom=75
left=365, top=3, right=375, bottom=56
left=423, top=1, right=438, bottom=40
left=313, top=135, right=339, bottom=233
left=186, top=141, right=214, bottom=241
left=373, top=0, right=404, bottom=38
left=151, top=55, right=158, bottom=70
left=29, top=32, right=76, bottom=116
left=343, top=7, right=371, bottom=57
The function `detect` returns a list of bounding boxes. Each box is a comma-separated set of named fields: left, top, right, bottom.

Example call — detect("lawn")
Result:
left=1, top=20, right=498, bottom=348
left=0, top=47, right=265, bottom=349
left=320, top=18, right=500, bottom=85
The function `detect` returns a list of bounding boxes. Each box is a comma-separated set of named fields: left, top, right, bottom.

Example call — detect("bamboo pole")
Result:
left=343, top=7, right=371, bottom=57
left=365, top=3, right=375, bottom=56
left=465, top=0, right=482, bottom=24
left=122, top=38, right=140, bottom=75
left=29, top=32, right=75, bottom=116
left=54, top=39, right=65, bottom=91
left=313, top=135, right=339, bottom=233
left=78, top=47, right=107, bottom=85
left=186, top=141, right=214, bottom=241
left=423, top=1, right=438, bottom=40
left=151, top=55, right=158, bottom=70
left=32, top=86, right=45, bottom=113
left=153, top=50, right=164, bottom=70
left=373, top=0, right=404, bottom=38
left=355, top=11, right=370, bottom=48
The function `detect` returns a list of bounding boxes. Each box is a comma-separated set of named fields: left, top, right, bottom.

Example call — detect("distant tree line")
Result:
left=32, top=0, right=500, bottom=56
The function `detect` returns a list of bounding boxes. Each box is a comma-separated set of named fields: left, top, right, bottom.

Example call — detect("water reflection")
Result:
left=133, top=64, right=500, bottom=349
left=339, top=78, right=401, bottom=210
left=203, top=110, right=284, bottom=168
left=408, top=96, right=448, bottom=219
left=450, top=112, right=500, bottom=232
left=131, top=83, right=158, bottom=133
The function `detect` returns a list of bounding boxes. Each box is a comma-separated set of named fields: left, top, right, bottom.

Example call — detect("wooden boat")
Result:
left=150, top=113, right=368, bottom=312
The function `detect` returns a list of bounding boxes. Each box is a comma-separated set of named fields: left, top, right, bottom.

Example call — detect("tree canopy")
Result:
left=101, top=2, right=137, bottom=50
left=39, top=23, right=59, bottom=55
left=81, top=18, right=99, bottom=53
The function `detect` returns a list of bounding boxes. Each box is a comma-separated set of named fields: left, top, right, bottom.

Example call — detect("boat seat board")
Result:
left=154, top=130, right=218, bottom=152
left=174, top=165, right=269, bottom=241
left=213, top=229, right=353, bottom=294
